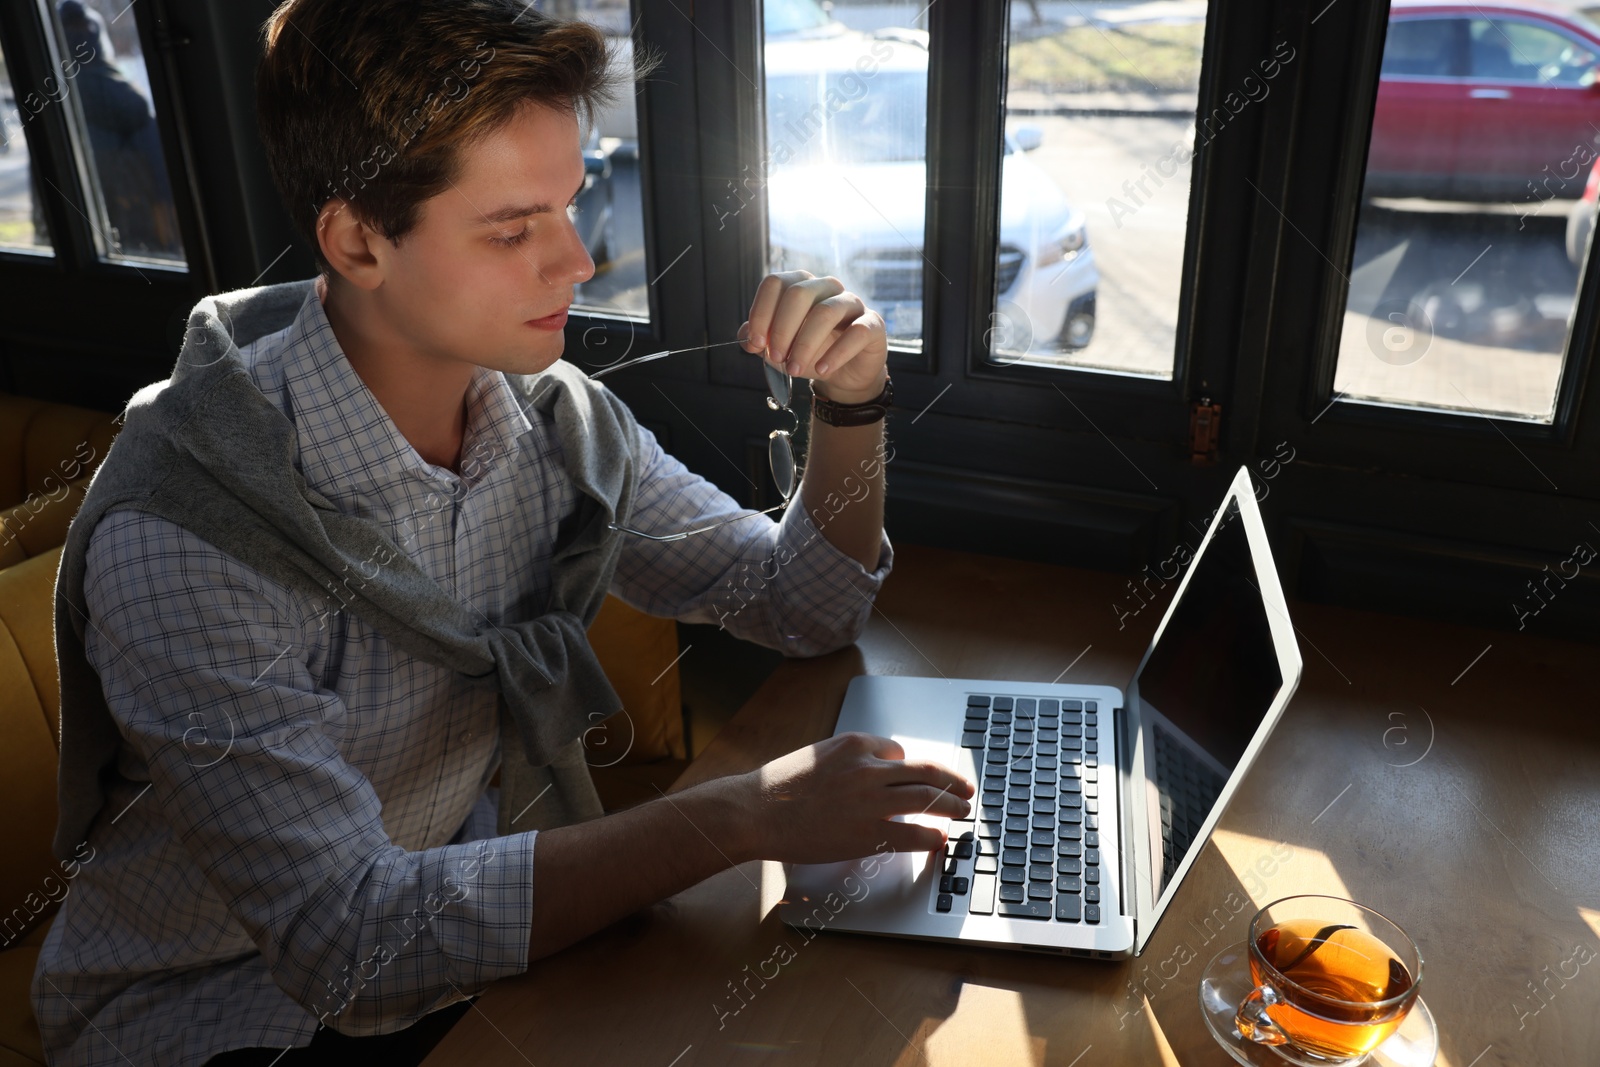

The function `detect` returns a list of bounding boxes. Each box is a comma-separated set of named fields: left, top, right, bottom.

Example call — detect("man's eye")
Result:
left=492, top=226, right=532, bottom=248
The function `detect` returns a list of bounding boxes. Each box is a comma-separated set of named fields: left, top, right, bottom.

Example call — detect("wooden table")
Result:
left=424, top=543, right=1600, bottom=1066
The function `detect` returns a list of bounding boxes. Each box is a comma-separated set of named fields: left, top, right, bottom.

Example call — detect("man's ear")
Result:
left=317, top=199, right=385, bottom=292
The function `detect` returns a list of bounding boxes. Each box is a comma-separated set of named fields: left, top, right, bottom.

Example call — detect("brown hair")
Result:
left=256, top=0, right=648, bottom=275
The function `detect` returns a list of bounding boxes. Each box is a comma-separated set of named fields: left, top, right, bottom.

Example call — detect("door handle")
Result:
left=1469, top=88, right=1512, bottom=99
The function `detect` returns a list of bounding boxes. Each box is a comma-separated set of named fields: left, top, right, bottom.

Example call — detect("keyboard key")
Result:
left=1005, top=816, right=1030, bottom=833
left=1027, top=863, right=1053, bottom=882
left=1063, top=699, right=1082, bottom=711
left=953, top=876, right=969, bottom=895
left=962, top=732, right=987, bottom=748
left=992, top=697, right=1014, bottom=712
left=1033, top=771, right=1058, bottom=786
left=1085, top=904, right=1102, bottom=923
left=1086, top=726, right=1099, bottom=740
left=975, top=853, right=999, bottom=872
left=1062, top=724, right=1083, bottom=738
left=1029, top=847, right=1054, bottom=864
left=1086, top=814, right=1099, bottom=830
left=1086, top=741, right=1099, bottom=754
left=1061, top=780, right=1082, bottom=794
left=985, top=750, right=1010, bottom=764
left=1059, top=840, right=1083, bottom=857
left=1015, top=698, right=1036, bottom=717
left=1085, top=832, right=1099, bottom=847
left=1003, top=833, right=1027, bottom=849
left=1032, top=798, right=1055, bottom=814
left=1055, top=895, right=1082, bottom=922
left=979, top=837, right=1000, bottom=857
left=1037, top=757, right=1058, bottom=771
left=971, top=874, right=996, bottom=913
left=999, top=900, right=1052, bottom=919
left=1032, top=784, right=1054, bottom=798
left=1032, top=814, right=1054, bottom=830
left=1001, top=849, right=1027, bottom=866
left=1058, top=857, right=1083, bottom=875
left=936, top=893, right=953, bottom=912
left=991, top=723, right=1012, bottom=738
left=1059, top=824, right=1082, bottom=840
left=1085, top=849, right=1100, bottom=866
left=1038, top=744, right=1059, bottom=756
left=1040, top=699, right=1059, bottom=716
left=940, top=874, right=954, bottom=892
left=1006, top=800, right=1030, bottom=817
left=1001, top=867, right=1025, bottom=885
left=1060, top=807, right=1082, bottom=824
left=1057, top=874, right=1082, bottom=893
left=1030, top=830, right=1054, bottom=847
left=954, top=838, right=974, bottom=859
left=1084, top=867, right=1100, bottom=884
left=1085, top=885, right=1100, bottom=903
left=1085, top=701, right=1097, bottom=712
left=998, top=884, right=1026, bottom=903
left=1086, top=800, right=1099, bottom=814
left=967, top=694, right=991, bottom=707
left=1062, top=795, right=1083, bottom=809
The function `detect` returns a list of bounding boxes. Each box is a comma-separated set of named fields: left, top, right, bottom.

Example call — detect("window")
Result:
left=43, top=0, right=184, bottom=266
left=0, top=32, right=54, bottom=255
left=1380, top=18, right=1463, bottom=78
left=990, top=5, right=1214, bottom=376
left=760, top=1, right=931, bottom=350
left=558, top=0, right=652, bottom=321
left=1329, top=10, right=1600, bottom=421
left=1468, top=17, right=1595, bottom=86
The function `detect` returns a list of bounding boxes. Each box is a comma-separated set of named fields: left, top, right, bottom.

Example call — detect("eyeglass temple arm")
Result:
left=586, top=338, right=754, bottom=381
left=607, top=500, right=788, bottom=542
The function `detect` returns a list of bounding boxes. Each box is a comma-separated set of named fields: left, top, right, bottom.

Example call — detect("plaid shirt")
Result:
left=31, top=283, right=892, bottom=1066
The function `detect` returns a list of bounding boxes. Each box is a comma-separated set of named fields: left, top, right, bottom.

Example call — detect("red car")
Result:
left=1369, top=0, right=1600, bottom=200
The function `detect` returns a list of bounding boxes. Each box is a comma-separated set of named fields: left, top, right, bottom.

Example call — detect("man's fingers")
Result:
left=880, top=820, right=947, bottom=855
left=786, top=293, right=864, bottom=378
left=846, top=731, right=905, bottom=762
left=874, top=757, right=974, bottom=799
left=745, top=271, right=812, bottom=355
left=767, top=276, right=845, bottom=367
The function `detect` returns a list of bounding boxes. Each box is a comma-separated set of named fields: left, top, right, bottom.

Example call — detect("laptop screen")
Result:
left=1134, top=497, right=1284, bottom=887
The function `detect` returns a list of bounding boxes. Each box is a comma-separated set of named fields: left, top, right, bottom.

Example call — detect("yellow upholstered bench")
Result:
left=0, top=394, right=689, bottom=1062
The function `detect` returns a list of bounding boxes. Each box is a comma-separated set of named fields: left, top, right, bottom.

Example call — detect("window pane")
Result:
left=761, top=0, right=931, bottom=350
left=0, top=37, right=55, bottom=255
left=545, top=0, right=650, bottom=321
left=991, top=1, right=1210, bottom=376
left=45, top=0, right=185, bottom=265
left=1332, top=11, right=1600, bottom=423
left=1381, top=18, right=1460, bottom=78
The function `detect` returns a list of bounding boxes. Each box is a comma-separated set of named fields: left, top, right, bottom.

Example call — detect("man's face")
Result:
left=362, top=100, right=595, bottom=376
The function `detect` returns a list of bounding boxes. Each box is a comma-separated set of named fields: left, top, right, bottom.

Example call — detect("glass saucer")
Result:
left=1198, top=942, right=1438, bottom=1067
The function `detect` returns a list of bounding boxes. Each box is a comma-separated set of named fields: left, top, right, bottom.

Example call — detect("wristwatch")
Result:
left=810, top=374, right=892, bottom=427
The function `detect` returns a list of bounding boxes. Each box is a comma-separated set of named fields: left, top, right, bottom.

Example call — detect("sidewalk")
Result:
left=1006, top=88, right=1198, bottom=117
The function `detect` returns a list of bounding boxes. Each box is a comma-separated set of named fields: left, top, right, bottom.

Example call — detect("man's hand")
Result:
left=728, top=732, right=976, bottom=865
left=738, top=271, right=889, bottom=404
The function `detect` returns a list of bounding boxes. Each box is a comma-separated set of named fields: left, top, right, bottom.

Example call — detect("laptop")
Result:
left=777, top=466, right=1303, bottom=959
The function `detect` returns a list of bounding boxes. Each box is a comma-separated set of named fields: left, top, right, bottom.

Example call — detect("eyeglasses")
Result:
left=587, top=340, right=800, bottom=543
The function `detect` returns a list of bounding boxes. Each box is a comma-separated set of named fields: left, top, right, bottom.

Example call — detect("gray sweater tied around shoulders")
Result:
left=50, top=277, right=643, bottom=862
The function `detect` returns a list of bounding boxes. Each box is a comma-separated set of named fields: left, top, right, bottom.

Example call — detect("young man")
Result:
left=31, top=2, right=974, bottom=1065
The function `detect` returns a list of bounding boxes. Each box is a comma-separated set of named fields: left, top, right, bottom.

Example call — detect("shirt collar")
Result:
left=276, top=282, right=533, bottom=511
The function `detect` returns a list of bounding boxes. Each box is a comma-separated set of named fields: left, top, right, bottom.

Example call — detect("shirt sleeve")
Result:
left=608, top=420, right=893, bottom=657
left=80, top=509, right=538, bottom=1037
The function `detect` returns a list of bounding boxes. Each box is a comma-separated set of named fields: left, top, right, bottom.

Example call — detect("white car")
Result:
left=764, top=32, right=1099, bottom=355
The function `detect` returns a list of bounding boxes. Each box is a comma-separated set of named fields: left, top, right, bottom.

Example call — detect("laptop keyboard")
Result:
left=1152, top=721, right=1226, bottom=885
left=934, top=694, right=1104, bottom=924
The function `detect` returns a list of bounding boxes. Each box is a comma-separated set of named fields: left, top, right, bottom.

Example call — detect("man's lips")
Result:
left=527, top=306, right=569, bottom=330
